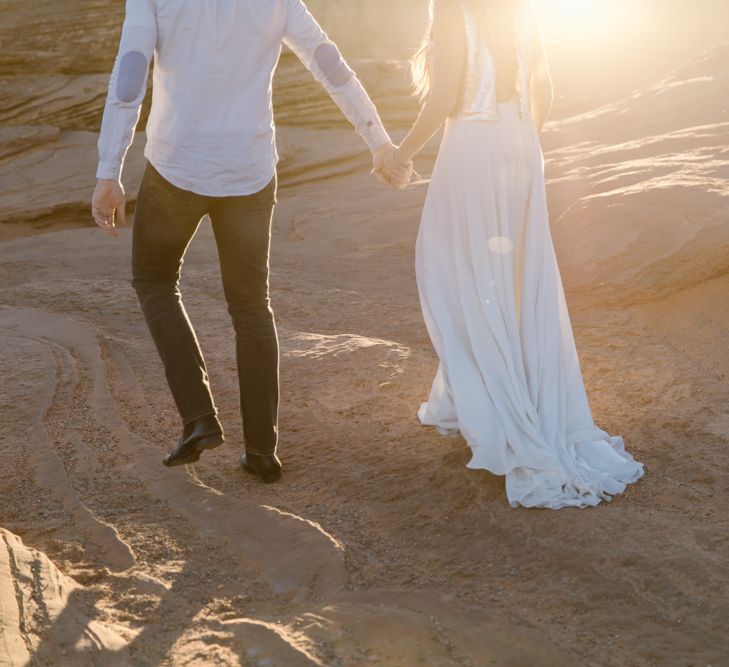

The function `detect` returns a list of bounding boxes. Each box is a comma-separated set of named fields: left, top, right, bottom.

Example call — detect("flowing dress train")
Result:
left=415, top=98, right=645, bottom=509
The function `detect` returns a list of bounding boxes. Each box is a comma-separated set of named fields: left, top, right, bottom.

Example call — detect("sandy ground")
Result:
left=1, top=0, right=729, bottom=663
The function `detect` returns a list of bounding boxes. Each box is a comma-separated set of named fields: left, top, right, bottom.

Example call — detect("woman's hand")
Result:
left=372, top=143, right=413, bottom=190
left=92, top=179, right=126, bottom=237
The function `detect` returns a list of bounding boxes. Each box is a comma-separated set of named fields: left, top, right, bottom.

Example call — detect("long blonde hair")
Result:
left=410, top=0, right=516, bottom=102
left=410, top=0, right=435, bottom=102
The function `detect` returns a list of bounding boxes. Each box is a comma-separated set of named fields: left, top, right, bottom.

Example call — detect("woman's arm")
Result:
left=531, top=62, right=553, bottom=132
left=529, top=8, right=553, bottom=132
left=393, top=0, right=466, bottom=166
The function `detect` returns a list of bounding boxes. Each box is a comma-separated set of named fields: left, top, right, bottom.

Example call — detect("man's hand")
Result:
left=92, top=179, right=127, bottom=237
left=371, top=142, right=413, bottom=190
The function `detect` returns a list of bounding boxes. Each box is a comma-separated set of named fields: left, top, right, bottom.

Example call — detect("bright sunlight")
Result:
left=538, top=0, right=619, bottom=40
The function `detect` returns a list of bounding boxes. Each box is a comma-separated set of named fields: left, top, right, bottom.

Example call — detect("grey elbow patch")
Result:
left=314, top=43, right=354, bottom=88
left=116, top=51, right=148, bottom=103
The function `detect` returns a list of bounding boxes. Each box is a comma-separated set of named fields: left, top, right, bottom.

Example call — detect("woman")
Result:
left=378, top=0, right=645, bottom=509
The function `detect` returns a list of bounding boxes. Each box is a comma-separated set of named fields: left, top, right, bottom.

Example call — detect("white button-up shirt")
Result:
left=97, top=0, right=391, bottom=196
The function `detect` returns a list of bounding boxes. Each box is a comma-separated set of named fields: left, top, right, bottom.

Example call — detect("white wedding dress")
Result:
left=415, top=5, right=644, bottom=510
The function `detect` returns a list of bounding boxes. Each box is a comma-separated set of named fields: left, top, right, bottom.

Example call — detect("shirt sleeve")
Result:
left=96, top=0, right=158, bottom=181
left=283, top=0, right=391, bottom=153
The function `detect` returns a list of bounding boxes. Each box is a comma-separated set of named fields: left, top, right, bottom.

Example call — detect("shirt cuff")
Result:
left=360, top=121, right=391, bottom=154
left=96, top=160, right=122, bottom=181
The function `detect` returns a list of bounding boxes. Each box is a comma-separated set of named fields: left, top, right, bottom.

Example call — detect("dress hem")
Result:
left=418, top=403, right=645, bottom=510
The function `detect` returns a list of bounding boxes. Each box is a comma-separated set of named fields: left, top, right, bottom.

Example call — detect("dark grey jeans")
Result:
left=131, top=161, right=279, bottom=455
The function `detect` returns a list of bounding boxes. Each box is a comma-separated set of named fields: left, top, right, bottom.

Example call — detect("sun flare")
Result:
left=539, top=0, right=615, bottom=40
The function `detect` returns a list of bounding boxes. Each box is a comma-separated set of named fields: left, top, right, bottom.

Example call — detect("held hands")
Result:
left=92, top=179, right=126, bottom=237
left=371, top=142, right=413, bottom=190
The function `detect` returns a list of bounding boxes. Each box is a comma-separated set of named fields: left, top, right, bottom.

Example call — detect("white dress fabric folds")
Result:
left=416, top=99, right=645, bottom=509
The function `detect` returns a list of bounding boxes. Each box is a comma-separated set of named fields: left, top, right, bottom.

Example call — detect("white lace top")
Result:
left=446, top=0, right=538, bottom=121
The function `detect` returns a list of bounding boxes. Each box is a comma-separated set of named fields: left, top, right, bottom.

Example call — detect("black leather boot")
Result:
left=240, top=452, right=282, bottom=483
left=163, top=414, right=224, bottom=467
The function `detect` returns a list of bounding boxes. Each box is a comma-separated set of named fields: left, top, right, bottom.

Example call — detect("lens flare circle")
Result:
left=488, top=236, right=514, bottom=254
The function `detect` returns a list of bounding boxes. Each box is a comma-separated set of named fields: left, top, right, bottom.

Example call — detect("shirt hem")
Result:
left=145, top=148, right=278, bottom=198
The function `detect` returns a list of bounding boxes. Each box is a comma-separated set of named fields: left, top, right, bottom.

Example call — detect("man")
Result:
left=91, top=0, right=412, bottom=482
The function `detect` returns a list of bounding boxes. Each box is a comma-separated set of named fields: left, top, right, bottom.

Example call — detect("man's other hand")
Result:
left=92, top=179, right=127, bottom=237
